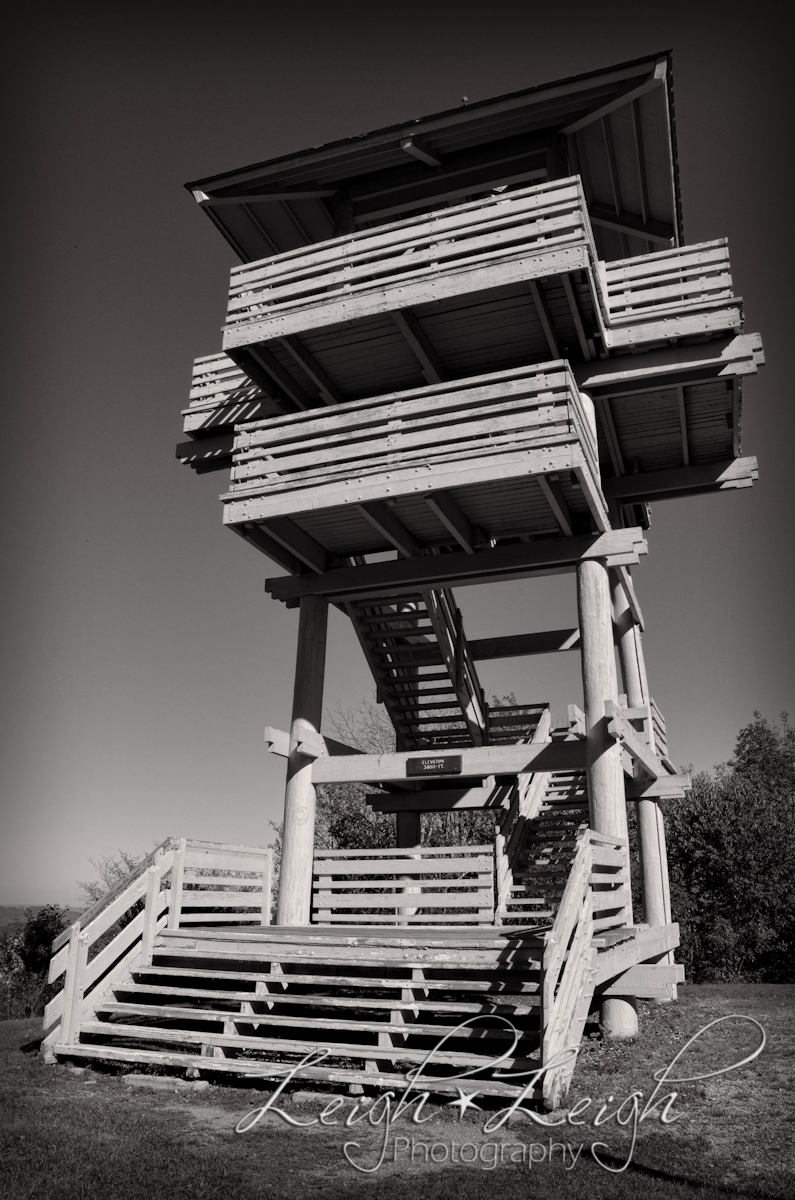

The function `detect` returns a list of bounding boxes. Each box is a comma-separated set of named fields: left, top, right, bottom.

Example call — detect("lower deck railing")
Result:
left=42, top=838, right=272, bottom=1055
left=311, top=844, right=495, bottom=924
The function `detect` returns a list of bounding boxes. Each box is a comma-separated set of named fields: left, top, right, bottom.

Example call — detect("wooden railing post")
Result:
left=168, top=837, right=186, bottom=929
left=57, top=925, right=81, bottom=1045
left=140, top=864, right=163, bottom=965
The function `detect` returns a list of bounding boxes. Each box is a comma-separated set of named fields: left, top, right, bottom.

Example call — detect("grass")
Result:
left=0, top=984, right=793, bottom=1200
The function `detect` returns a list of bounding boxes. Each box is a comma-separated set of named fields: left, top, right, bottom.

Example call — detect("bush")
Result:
left=663, top=712, right=795, bottom=982
left=0, top=905, right=69, bottom=1019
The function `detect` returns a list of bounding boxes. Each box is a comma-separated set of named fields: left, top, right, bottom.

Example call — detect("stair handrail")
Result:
left=495, top=705, right=552, bottom=919
left=50, top=836, right=176, bottom=957
left=541, top=827, right=597, bottom=1109
left=42, top=840, right=176, bottom=1059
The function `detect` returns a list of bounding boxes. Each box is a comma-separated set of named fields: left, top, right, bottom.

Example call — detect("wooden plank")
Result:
left=266, top=529, right=647, bottom=603
left=598, top=962, right=683, bottom=997
left=224, top=243, right=591, bottom=347
left=528, top=279, right=560, bottom=358
left=626, top=773, right=690, bottom=799
left=538, top=475, right=573, bottom=536
left=226, top=441, right=591, bottom=524
left=604, top=457, right=758, bottom=501
left=278, top=335, right=342, bottom=405
left=76, top=1021, right=537, bottom=1069
left=424, top=492, right=477, bottom=554
left=313, top=856, right=492, bottom=875
left=356, top=502, right=421, bottom=557
left=260, top=517, right=328, bottom=573
left=312, top=892, right=493, bottom=910
left=392, top=308, right=446, bottom=384
left=367, top=787, right=497, bottom=811
left=52, top=1043, right=539, bottom=1097
left=312, top=740, right=586, bottom=784
left=605, top=700, right=664, bottom=779
left=561, top=61, right=665, bottom=133
left=592, top=922, right=679, bottom=984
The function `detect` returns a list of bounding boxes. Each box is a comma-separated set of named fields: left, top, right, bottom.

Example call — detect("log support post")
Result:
left=611, top=568, right=676, bottom=1001
left=277, top=594, right=329, bottom=926
left=577, top=557, right=638, bottom=1039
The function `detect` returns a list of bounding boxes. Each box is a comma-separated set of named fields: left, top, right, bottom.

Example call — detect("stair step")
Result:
left=77, top=1020, right=541, bottom=1071
left=94, top=1002, right=540, bottom=1037
left=51, top=1043, right=540, bottom=1098
left=115, top=984, right=541, bottom=1013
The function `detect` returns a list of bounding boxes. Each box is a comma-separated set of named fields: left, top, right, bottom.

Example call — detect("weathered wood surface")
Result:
left=311, top=740, right=586, bottom=784
left=266, top=528, right=648, bottom=603
left=223, top=179, right=595, bottom=348
left=312, top=844, right=495, bottom=925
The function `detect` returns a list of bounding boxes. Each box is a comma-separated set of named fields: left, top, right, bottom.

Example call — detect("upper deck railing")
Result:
left=223, top=177, right=598, bottom=349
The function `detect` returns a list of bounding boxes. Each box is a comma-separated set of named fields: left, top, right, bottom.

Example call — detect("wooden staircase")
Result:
left=44, top=828, right=681, bottom=1108
left=344, top=587, right=486, bottom=749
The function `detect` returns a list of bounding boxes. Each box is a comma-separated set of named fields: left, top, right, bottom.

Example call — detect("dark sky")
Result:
left=2, top=0, right=793, bottom=904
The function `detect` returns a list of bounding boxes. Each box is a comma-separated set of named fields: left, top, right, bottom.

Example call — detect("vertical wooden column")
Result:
left=277, top=594, right=329, bottom=926
left=610, top=571, right=669, bottom=931
left=577, top=557, right=638, bottom=1038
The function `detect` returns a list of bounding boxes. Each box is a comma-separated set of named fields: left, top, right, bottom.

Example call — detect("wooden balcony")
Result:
left=217, top=177, right=743, bottom=413
left=221, top=363, right=609, bottom=560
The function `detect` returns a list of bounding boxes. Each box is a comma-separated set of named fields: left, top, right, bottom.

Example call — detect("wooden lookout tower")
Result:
left=45, top=53, right=762, bottom=1107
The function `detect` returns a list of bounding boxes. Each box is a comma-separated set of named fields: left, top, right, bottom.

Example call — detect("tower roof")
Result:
left=186, top=51, right=681, bottom=264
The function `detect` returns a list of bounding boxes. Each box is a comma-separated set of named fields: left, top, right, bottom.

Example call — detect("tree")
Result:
left=0, top=905, right=69, bottom=1019
left=662, top=712, right=795, bottom=982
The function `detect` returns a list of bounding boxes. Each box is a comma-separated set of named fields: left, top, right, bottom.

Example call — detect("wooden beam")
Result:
left=194, top=188, right=337, bottom=204
left=626, top=774, right=691, bottom=799
left=589, top=205, right=674, bottom=246
left=561, top=273, right=592, bottom=360
left=232, top=523, right=299, bottom=575
left=311, top=740, right=587, bottom=784
left=528, top=280, right=560, bottom=358
left=278, top=337, right=342, bottom=405
left=265, top=528, right=648, bottom=603
left=601, top=117, right=622, bottom=218
left=469, top=628, right=580, bottom=660
left=614, top=565, right=644, bottom=632
left=175, top=434, right=234, bottom=468
left=603, top=457, right=759, bottom=502
left=368, top=786, right=497, bottom=812
left=392, top=309, right=446, bottom=384
left=574, top=332, right=765, bottom=392
left=594, top=396, right=625, bottom=478
left=630, top=99, right=650, bottom=229
left=230, top=345, right=314, bottom=411
left=424, top=491, right=476, bottom=553
left=598, top=962, right=683, bottom=998
left=561, top=60, right=666, bottom=134
left=261, top=517, right=328, bottom=574
left=538, top=475, right=574, bottom=536
left=356, top=502, right=421, bottom=557
left=605, top=700, right=664, bottom=780
left=676, top=384, right=690, bottom=466
left=400, top=137, right=442, bottom=168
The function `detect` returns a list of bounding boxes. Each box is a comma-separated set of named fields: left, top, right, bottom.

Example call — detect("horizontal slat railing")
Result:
left=601, top=240, right=740, bottom=347
left=223, top=178, right=593, bottom=346
left=223, top=364, right=604, bottom=528
left=43, top=838, right=272, bottom=1059
left=312, top=844, right=494, bottom=925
